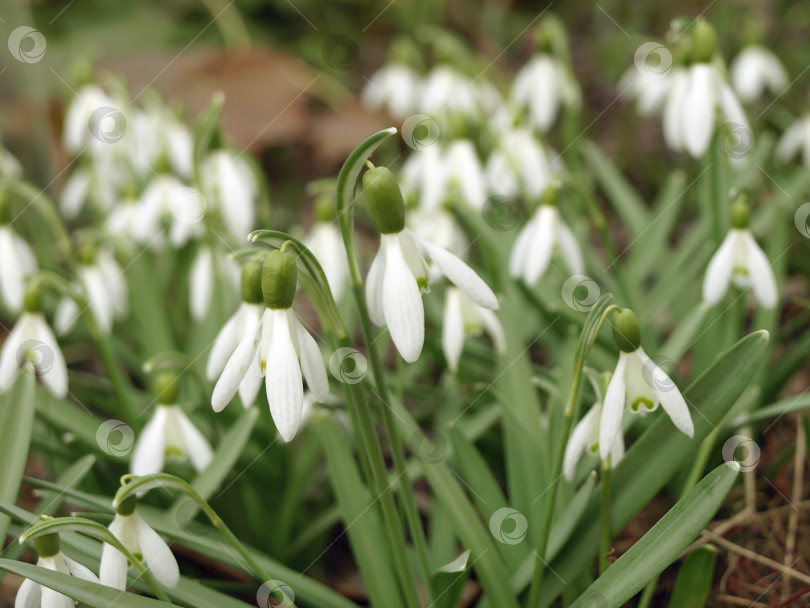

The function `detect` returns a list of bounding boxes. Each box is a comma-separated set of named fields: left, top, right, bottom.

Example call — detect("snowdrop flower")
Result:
left=128, top=106, right=193, bottom=179
left=63, top=84, right=116, bottom=154
left=16, top=532, right=99, bottom=608
left=598, top=309, right=694, bottom=461
left=188, top=245, right=240, bottom=321
left=362, top=64, right=422, bottom=119
left=0, top=144, right=23, bottom=177
left=485, top=128, right=563, bottom=200
left=363, top=165, right=498, bottom=362
left=130, top=372, right=212, bottom=476
left=209, top=259, right=266, bottom=410
left=419, top=66, right=480, bottom=118
left=702, top=201, right=777, bottom=309
left=200, top=149, right=257, bottom=240
left=101, top=496, right=179, bottom=590
left=776, top=114, right=810, bottom=167
left=511, top=54, right=580, bottom=131
left=55, top=246, right=128, bottom=334
left=133, top=176, right=205, bottom=248
left=0, top=224, right=37, bottom=312
left=0, top=284, right=68, bottom=398
left=662, top=21, right=750, bottom=158
left=442, top=287, right=506, bottom=372
left=619, top=63, right=672, bottom=116
left=304, top=199, right=349, bottom=301
left=509, top=193, right=584, bottom=286
left=730, top=45, right=788, bottom=103
left=563, top=396, right=625, bottom=481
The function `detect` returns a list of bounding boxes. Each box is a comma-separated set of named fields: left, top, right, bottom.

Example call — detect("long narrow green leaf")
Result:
left=668, top=546, right=717, bottom=608
left=569, top=462, right=738, bottom=608
left=0, top=371, right=36, bottom=541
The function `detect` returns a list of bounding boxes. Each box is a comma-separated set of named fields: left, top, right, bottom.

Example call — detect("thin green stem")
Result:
left=599, top=462, right=612, bottom=575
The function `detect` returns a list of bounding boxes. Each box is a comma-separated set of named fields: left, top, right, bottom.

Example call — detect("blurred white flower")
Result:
left=130, top=404, right=213, bottom=476
left=128, top=107, right=193, bottom=178
left=703, top=228, right=777, bottom=309
left=486, top=128, right=563, bottom=200
left=101, top=509, right=179, bottom=589
left=442, top=286, right=505, bottom=372
left=663, top=64, right=749, bottom=158
left=0, top=145, right=23, bottom=177
left=509, top=204, right=583, bottom=285
left=511, top=54, right=580, bottom=131
left=362, top=64, right=422, bottom=119
left=563, top=400, right=624, bottom=480
left=776, top=114, right=810, bottom=167
left=15, top=548, right=98, bottom=608
left=619, top=66, right=672, bottom=116
left=0, top=225, right=36, bottom=312
left=63, top=84, right=116, bottom=154
left=0, top=312, right=68, bottom=398
left=730, top=46, right=788, bottom=103
left=200, top=150, right=257, bottom=240
left=134, top=176, right=205, bottom=248
left=419, top=66, right=481, bottom=118
left=305, top=221, right=349, bottom=301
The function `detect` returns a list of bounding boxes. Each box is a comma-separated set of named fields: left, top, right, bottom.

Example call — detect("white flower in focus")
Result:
left=598, top=310, right=693, bottom=462
left=304, top=221, right=349, bottom=301
left=0, top=225, right=37, bottom=312
left=130, top=404, right=213, bottom=476
left=703, top=228, right=777, bottom=309
left=730, top=46, right=788, bottom=103
left=101, top=507, right=179, bottom=590
left=200, top=150, right=257, bottom=240
left=563, top=400, right=625, bottom=481
left=442, top=287, right=505, bottom=372
left=509, top=203, right=584, bottom=285
left=511, top=55, right=581, bottom=131
left=15, top=541, right=98, bottom=608
left=0, top=310, right=68, bottom=398
left=776, top=114, right=810, bottom=167
left=362, top=64, right=422, bottom=119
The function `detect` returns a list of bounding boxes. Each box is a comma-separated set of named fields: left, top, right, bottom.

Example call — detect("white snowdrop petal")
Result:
left=524, top=206, right=556, bottom=285
left=416, top=235, right=498, bottom=310
left=59, top=170, right=91, bottom=220
left=637, top=349, right=694, bottom=437
left=136, top=517, right=180, bottom=588
left=556, top=219, right=585, bottom=275
left=82, top=266, right=114, bottom=333
left=563, top=404, right=600, bottom=481
left=41, top=587, right=74, bottom=608
left=380, top=235, right=424, bottom=363
left=509, top=220, right=534, bottom=278
left=266, top=308, right=304, bottom=442
left=189, top=246, right=214, bottom=321
left=212, top=325, right=261, bottom=412
left=663, top=70, right=689, bottom=151
left=442, top=289, right=465, bottom=372
left=776, top=120, right=806, bottom=161
left=478, top=307, right=507, bottom=354
left=703, top=232, right=736, bottom=305
left=131, top=407, right=168, bottom=476
left=14, top=577, right=40, bottom=608
left=0, top=228, right=30, bottom=312
left=743, top=231, right=778, bottom=308
left=682, top=64, right=716, bottom=158
left=176, top=409, right=213, bottom=472
left=206, top=311, right=241, bottom=380
left=0, top=314, right=31, bottom=393
left=365, top=249, right=386, bottom=326
left=32, top=314, right=69, bottom=399
left=237, top=356, right=263, bottom=408
left=63, top=555, right=100, bottom=583
left=599, top=353, right=628, bottom=461
left=292, top=313, right=329, bottom=402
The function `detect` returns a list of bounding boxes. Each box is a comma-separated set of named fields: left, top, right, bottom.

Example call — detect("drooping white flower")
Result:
left=362, top=64, right=422, bottom=119
left=127, top=106, right=193, bottom=179
left=304, top=221, right=349, bottom=301
left=703, top=228, right=777, bottom=309
left=662, top=63, right=749, bottom=158
left=16, top=539, right=98, bottom=608
left=133, top=176, right=205, bottom=249
left=62, top=84, right=116, bottom=154
left=619, top=65, right=672, bottom=116
left=101, top=507, right=179, bottom=590
left=189, top=245, right=242, bottom=322
left=0, top=224, right=37, bottom=312
left=776, top=114, right=810, bottom=167
left=200, top=149, right=257, bottom=240
left=563, top=400, right=625, bottom=481
left=598, top=309, right=693, bottom=462
left=0, top=311, right=68, bottom=398
left=485, top=128, right=563, bottom=200
left=442, top=287, right=505, bottom=372
left=419, top=66, right=483, bottom=118
left=730, top=45, right=788, bottom=103
left=510, top=54, right=581, bottom=131
left=130, top=404, right=213, bottom=476
left=509, top=203, right=584, bottom=285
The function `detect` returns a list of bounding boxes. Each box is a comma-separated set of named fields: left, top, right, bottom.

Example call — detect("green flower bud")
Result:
left=689, top=19, right=717, bottom=64
left=730, top=198, right=750, bottom=229
left=23, top=282, right=42, bottom=313
left=153, top=370, right=179, bottom=405
left=314, top=195, right=335, bottom=223
left=612, top=308, right=641, bottom=353
left=33, top=532, right=61, bottom=558
left=241, top=257, right=264, bottom=304
left=363, top=166, right=406, bottom=235
left=116, top=494, right=137, bottom=516
left=262, top=249, right=298, bottom=309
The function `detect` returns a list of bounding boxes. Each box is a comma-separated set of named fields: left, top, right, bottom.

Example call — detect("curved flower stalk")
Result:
left=442, top=286, right=506, bottom=372
left=509, top=186, right=584, bottom=285
left=15, top=532, right=99, bottom=608
left=485, top=127, right=563, bottom=200
left=131, top=371, right=212, bottom=476
left=0, top=283, right=68, bottom=398
left=702, top=200, right=777, bottom=309
left=598, top=309, right=694, bottom=461
left=730, top=45, right=788, bottom=103
left=662, top=20, right=749, bottom=158
left=0, top=223, right=37, bottom=313
left=101, top=495, right=179, bottom=590
left=363, top=164, right=498, bottom=362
